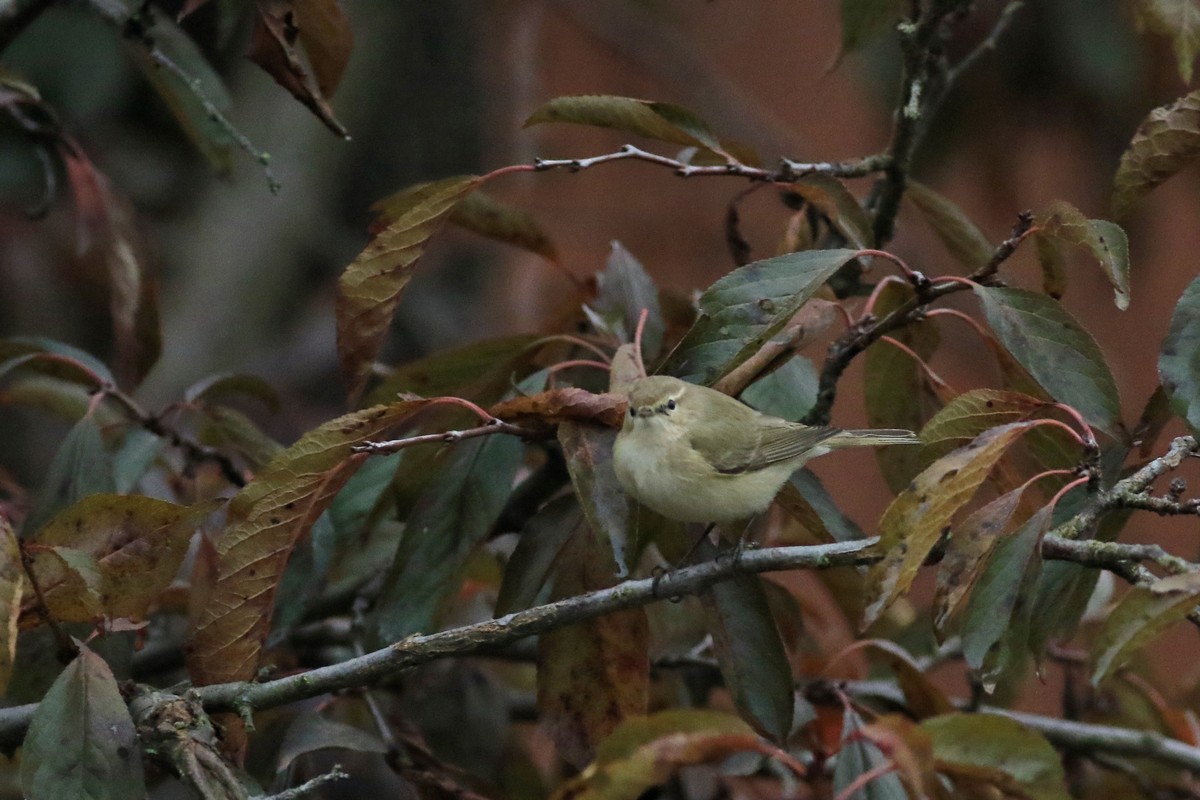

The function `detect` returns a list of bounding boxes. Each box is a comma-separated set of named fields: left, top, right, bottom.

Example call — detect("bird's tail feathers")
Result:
left=828, top=429, right=920, bottom=447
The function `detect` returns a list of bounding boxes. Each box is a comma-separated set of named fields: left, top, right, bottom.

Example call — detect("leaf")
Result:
left=489, top=387, right=626, bottom=429
left=449, top=191, right=559, bottom=262
left=125, top=13, right=235, bottom=171
left=920, top=389, right=1052, bottom=457
left=25, top=494, right=204, bottom=626
left=1036, top=202, right=1131, bottom=310
left=974, top=286, right=1123, bottom=438
left=537, top=516, right=649, bottom=768
left=27, top=546, right=105, bottom=624
left=337, top=175, right=480, bottom=400
left=792, top=174, right=874, bottom=249
left=961, top=506, right=1052, bottom=691
left=740, top=355, right=820, bottom=421
left=663, top=249, right=860, bottom=385
left=559, top=423, right=637, bottom=578
left=833, top=707, right=910, bottom=800
left=591, top=242, right=664, bottom=360
left=0, top=337, right=112, bottom=388
left=698, top=541, right=794, bottom=743
left=21, top=645, right=144, bottom=800
left=275, top=714, right=387, bottom=774
left=24, top=416, right=114, bottom=536
left=187, top=400, right=425, bottom=686
left=922, top=713, right=1070, bottom=800
left=838, top=0, right=904, bottom=58
left=366, top=334, right=542, bottom=406
left=112, top=428, right=164, bottom=493
left=292, top=0, right=353, bottom=97
left=1091, top=572, right=1200, bottom=685
left=1112, top=89, right=1200, bottom=218
left=1159, top=274, right=1200, bottom=435
left=525, top=94, right=727, bottom=155
left=864, top=282, right=942, bottom=493
left=835, top=640, right=953, bottom=719
left=1134, top=385, right=1174, bottom=457
left=495, top=497, right=582, bottom=615
left=197, top=405, right=283, bottom=469
left=861, top=423, right=1036, bottom=630
left=0, top=518, right=24, bottom=694
left=372, top=432, right=524, bottom=642
left=905, top=181, right=993, bottom=269
left=594, top=708, right=753, bottom=763
left=248, top=0, right=348, bottom=136
left=184, top=372, right=280, bottom=412
left=1034, top=232, right=1067, bottom=300
left=1137, top=0, right=1200, bottom=84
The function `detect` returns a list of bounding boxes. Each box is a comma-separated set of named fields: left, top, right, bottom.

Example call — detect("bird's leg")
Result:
left=718, top=515, right=759, bottom=569
left=678, top=522, right=718, bottom=567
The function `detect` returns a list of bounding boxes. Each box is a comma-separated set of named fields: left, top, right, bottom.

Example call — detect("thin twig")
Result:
left=354, top=418, right=537, bottom=455
left=255, top=766, right=349, bottom=800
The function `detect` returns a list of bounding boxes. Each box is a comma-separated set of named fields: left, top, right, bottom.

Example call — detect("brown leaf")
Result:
left=248, top=0, right=348, bottom=137
left=187, top=400, right=425, bottom=686
left=0, top=518, right=23, bottom=694
left=489, top=388, right=626, bottom=429
left=1112, top=89, right=1200, bottom=218
left=292, top=0, right=352, bottom=97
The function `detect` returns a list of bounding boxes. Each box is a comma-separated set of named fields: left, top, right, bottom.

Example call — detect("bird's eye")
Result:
left=667, top=399, right=677, bottom=410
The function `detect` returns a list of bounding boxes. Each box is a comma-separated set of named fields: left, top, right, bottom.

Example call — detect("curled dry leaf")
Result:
left=1112, top=89, right=1200, bottom=218
left=489, top=388, right=626, bottom=429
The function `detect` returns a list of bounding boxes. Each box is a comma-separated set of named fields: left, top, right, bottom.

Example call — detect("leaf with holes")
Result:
left=338, top=176, right=480, bottom=400
left=1037, top=201, right=1131, bottom=310
left=974, top=286, right=1122, bottom=438
left=862, top=423, right=1036, bottom=631
left=1112, top=89, right=1200, bottom=218
left=905, top=181, right=992, bottom=270
left=1092, top=572, right=1200, bottom=685
left=1160, top=274, right=1200, bottom=435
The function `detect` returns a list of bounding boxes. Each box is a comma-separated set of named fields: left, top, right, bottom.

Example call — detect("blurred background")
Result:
left=1, top=0, right=1198, bottom=710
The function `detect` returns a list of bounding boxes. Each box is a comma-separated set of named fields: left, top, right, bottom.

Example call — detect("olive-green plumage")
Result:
left=612, top=375, right=917, bottom=523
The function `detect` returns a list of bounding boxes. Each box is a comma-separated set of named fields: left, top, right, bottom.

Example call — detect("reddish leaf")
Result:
left=248, top=0, right=348, bottom=136
left=292, top=0, right=353, bottom=97
left=187, top=400, right=425, bottom=685
left=337, top=176, right=480, bottom=400
left=489, top=388, right=625, bottom=430
left=1112, top=89, right=1200, bottom=218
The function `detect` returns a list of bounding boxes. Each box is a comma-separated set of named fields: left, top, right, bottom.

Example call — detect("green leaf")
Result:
left=1091, top=572, right=1200, bottom=685
left=496, top=497, right=582, bottom=615
left=905, top=181, right=993, bottom=270
left=1136, top=0, right=1200, bottom=84
left=25, top=416, right=115, bottom=536
left=740, top=356, right=820, bottom=421
left=559, top=422, right=637, bottom=578
left=1036, top=202, right=1131, bottom=310
left=961, top=506, right=1052, bottom=691
left=184, top=371, right=280, bottom=412
left=788, top=468, right=865, bottom=542
left=372, top=432, right=524, bottom=642
left=833, top=707, right=909, bottom=800
left=1159, top=274, right=1200, bottom=435
left=112, top=428, right=164, bottom=494
left=188, top=400, right=427, bottom=686
left=792, top=175, right=874, bottom=249
left=595, top=708, right=753, bottom=764
left=21, top=645, right=145, bottom=800
left=864, top=282, right=942, bottom=493
left=525, top=94, right=726, bottom=155
left=338, top=175, right=481, bottom=400
left=590, top=241, right=664, bottom=360
left=663, top=249, right=859, bottom=385
left=197, top=405, right=283, bottom=469
left=0, top=337, right=111, bottom=388
left=449, top=190, right=559, bottom=262
left=920, top=389, right=1052, bottom=457
left=1112, top=89, right=1200, bottom=218
left=367, top=334, right=543, bottom=406
left=275, top=713, right=387, bottom=774
left=698, top=540, right=794, bottom=743
left=922, top=713, right=1069, bottom=800
left=1034, top=233, right=1067, bottom=300
left=974, top=286, right=1123, bottom=438
left=838, top=0, right=904, bottom=57
left=862, top=423, right=1036, bottom=630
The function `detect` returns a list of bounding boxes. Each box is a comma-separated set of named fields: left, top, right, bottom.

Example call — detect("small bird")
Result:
left=612, top=375, right=919, bottom=523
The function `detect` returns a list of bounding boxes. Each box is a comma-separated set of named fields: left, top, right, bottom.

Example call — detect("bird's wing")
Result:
left=692, top=416, right=841, bottom=474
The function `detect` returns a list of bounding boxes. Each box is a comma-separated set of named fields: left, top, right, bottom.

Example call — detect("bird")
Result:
left=612, top=375, right=919, bottom=524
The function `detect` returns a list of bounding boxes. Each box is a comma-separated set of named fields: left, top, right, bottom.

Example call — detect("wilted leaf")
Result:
left=698, top=541, right=794, bottom=743
left=1036, top=202, right=1131, bottom=310
left=0, top=519, right=22, bottom=694
left=489, top=387, right=625, bottom=429
left=923, top=713, right=1070, bottom=800
left=974, top=286, right=1123, bottom=438
left=525, top=94, right=728, bottom=156
left=591, top=242, right=664, bottom=360
left=24, top=415, right=114, bottom=536
left=496, top=497, right=582, bottom=615
left=864, top=282, right=942, bottom=493
left=21, top=645, right=144, bottom=800
left=905, top=181, right=992, bottom=269
left=835, top=640, right=953, bottom=719
left=792, top=175, right=874, bottom=249
left=372, top=432, right=524, bottom=642
left=559, top=422, right=637, bottom=577
left=187, top=400, right=425, bottom=685
left=1137, top=0, right=1200, bottom=84
left=834, top=707, right=910, bottom=800
left=1160, top=274, right=1200, bottom=435
left=1092, top=572, right=1200, bottom=685
left=1112, top=89, right=1200, bottom=218
left=538, top=517, right=648, bottom=767
left=275, top=713, right=387, bottom=773
left=663, top=249, right=859, bottom=385
left=337, top=175, right=480, bottom=400
left=862, top=423, right=1036, bottom=630
left=24, top=494, right=204, bottom=626
left=293, top=0, right=353, bottom=98
left=449, top=190, right=559, bottom=262
left=962, top=506, right=1052, bottom=690
left=249, top=0, right=348, bottom=136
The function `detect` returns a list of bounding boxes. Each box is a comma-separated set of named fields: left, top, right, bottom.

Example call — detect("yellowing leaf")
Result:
left=187, top=400, right=425, bottom=686
left=0, top=518, right=23, bottom=694
left=920, top=389, right=1051, bottom=456
left=1091, top=572, right=1200, bottom=685
left=525, top=94, right=728, bottom=156
left=1036, top=201, right=1131, bottom=310
left=861, top=423, right=1036, bottom=630
left=449, top=190, right=559, bottom=262
left=922, top=713, right=1070, bottom=800
left=1112, top=89, right=1200, bottom=218
left=337, top=176, right=480, bottom=400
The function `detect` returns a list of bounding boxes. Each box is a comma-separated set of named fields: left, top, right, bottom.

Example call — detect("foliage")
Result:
left=3, top=2, right=1200, bottom=799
